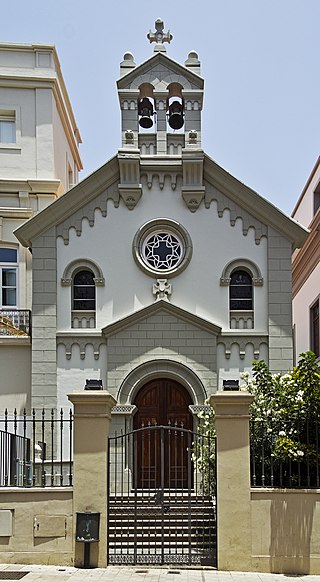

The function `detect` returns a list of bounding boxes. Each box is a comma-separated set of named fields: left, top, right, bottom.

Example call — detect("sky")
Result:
left=2, top=0, right=320, bottom=216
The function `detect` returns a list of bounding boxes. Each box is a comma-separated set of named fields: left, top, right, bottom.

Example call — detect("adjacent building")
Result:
left=292, top=157, right=320, bottom=362
left=0, top=42, right=82, bottom=411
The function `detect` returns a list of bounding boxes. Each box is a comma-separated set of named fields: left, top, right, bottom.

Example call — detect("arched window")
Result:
left=229, top=270, right=253, bottom=311
left=72, top=270, right=96, bottom=329
left=220, top=259, right=263, bottom=330
left=61, top=259, right=105, bottom=329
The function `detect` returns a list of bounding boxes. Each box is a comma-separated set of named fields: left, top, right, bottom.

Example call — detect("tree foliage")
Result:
left=193, top=352, right=320, bottom=490
left=242, top=351, right=320, bottom=463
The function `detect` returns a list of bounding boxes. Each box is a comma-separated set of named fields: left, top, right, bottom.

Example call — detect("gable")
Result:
left=117, top=52, right=204, bottom=92
left=102, top=301, right=222, bottom=338
left=14, top=150, right=308, bottom=251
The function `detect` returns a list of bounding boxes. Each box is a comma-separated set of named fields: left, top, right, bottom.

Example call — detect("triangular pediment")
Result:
left=14, top=148, right=308, bottom=251
left=117, top=52, right=204, bottom=92
left=102, top=300, right=221, bottom=338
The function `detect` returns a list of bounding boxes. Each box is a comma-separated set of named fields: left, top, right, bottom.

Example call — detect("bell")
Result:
left=138, top=97, right=154, bottom=129
left=168, top=100, right=184, bottom=130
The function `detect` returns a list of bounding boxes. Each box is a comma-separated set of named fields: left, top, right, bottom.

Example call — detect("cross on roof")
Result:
left=147, top=18, right=173, bottom=52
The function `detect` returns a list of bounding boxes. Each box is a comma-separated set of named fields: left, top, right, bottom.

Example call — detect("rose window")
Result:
left=142, top=232, right=183, bottom=271
left=133, top=219, right=193, bottom=277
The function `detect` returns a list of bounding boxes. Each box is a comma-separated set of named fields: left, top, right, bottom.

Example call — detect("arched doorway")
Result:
left=133, top=378, right=193, bottom=488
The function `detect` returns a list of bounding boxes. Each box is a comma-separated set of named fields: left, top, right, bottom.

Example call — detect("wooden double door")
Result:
left=133, top=379, right=193, bottom=489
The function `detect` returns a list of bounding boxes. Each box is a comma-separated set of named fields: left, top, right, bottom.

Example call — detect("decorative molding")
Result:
left=230, top=310, right=254, bottom=330
left=56, top=181, right=119, bottom=245
left=118, top=150, right=143, bottom=210
left=218, top=336, right=268, bottom=360
left=57, top=337, right=106, bottom=360
left=118, top=186, right=142, bottom=210
left=153, top=279, right=172, bottom=301
left=124, top=129, right=134, bottom=143
left=188, top=130, right=198, bottom=143
left=61, top=278, right=72, bottom=287
left=111, top=405, right=137, bottom=415
left=189, top=405, right=211, bottom=416
left=181, top=188, right=205, bottom=212
left=181, top=150, right=205, bottom=212
left=204, top=181, right=268, bottom=245
left=61, top=259, right=105, bottom=286
left=141, top=172, right=180, bottom=191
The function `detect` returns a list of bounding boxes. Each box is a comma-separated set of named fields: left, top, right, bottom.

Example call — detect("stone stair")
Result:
left=108, top=491, right=216, bottom=566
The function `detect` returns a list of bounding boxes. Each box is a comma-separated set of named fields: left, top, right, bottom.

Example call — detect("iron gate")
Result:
left=107, top=424, right=216, bottom=566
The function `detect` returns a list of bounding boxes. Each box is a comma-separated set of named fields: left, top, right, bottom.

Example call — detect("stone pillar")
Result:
left=210, top=391, right=254, bottom=572
left=67, top=391, right=116, bottom=568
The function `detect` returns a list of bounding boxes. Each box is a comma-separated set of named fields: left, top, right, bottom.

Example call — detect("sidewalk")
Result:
left=1, top=565, right=320, bottom=582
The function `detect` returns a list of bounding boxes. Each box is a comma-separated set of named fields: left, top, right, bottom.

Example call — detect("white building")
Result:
left=14, top=21, right=308, bottom=430
left=292, top=157, right=320, bottom=362
left=0, top=42, right=82, bottom=412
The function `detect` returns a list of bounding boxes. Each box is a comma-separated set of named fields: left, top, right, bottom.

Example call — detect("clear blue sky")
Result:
left=3, top=0, right=320, bottom=215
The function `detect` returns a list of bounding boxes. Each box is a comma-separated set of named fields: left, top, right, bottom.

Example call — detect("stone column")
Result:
left=67, top=391, right=116, bottom=568
left=210, top=391, right=254, bottom=572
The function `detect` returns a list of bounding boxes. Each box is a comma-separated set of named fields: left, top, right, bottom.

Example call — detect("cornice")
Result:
left=292, top=156, right=320, bottom=218
left=0, top=42, right=55, bottom=52
left=14, top=157, right=119, bottom=248
left=52, top=82, right=82, bottom=170
left=217, top=335, right=268, bottom=360
left=292, top=212, right=320, bottom=297
left=0, top=208, right=33, bottom=219
left=203, top=154, right=308, bottom=249
left=102, top=300, right=222, bottom=338
left=0, top=179, right=61, bottom=194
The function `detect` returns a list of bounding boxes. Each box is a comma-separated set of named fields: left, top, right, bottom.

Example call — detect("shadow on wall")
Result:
left=269, top=495, right=315, bottom=574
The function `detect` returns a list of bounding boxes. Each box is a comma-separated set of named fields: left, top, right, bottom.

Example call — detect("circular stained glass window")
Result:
left=133, top=219, right=192, bottom=277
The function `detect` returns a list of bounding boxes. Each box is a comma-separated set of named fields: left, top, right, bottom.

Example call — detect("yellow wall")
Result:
left=251, top=489, right=320, bottom=575
left=0, top=489, right=73, bottom=565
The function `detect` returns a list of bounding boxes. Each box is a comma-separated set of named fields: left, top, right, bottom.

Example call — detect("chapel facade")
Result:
left=15, top=20, right=307, bottom=433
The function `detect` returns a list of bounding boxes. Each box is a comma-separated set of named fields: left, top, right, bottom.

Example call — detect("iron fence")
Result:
left=250, top=415, right=320, bottom=488
left=0, top=409, right=73, bottom=487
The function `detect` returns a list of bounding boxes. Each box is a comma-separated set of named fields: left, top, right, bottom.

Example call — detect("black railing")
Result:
left=0, top=409, right=73, bottom=487
left=250, top=416, right=320, bottom=488
left=0, top=310, right=32, bottom=337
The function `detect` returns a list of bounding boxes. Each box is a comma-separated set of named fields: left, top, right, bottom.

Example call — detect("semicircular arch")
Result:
left=117, top=359, right=207, bottom=405
left=220, top=258, right=263, bottom=286
left=61, top=258, right=105, bottom=286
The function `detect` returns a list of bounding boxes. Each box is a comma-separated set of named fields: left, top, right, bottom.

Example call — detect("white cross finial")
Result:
left=147, top=18, right=173, bottom=53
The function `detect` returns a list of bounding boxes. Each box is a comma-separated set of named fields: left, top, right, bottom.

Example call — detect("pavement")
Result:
left=1, top=565, right=320, bottom=582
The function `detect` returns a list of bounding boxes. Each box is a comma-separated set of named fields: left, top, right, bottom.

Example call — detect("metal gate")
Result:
left=107, top=424, right=216, bottom=566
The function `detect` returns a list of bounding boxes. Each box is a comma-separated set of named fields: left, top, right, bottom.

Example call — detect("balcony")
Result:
left=0, top=310, right=31, bottom=337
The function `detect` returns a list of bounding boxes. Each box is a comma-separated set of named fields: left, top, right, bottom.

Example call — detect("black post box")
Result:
left=76, top=512, right=100, bottom=542
left=76, top=512, right=100, bottom=568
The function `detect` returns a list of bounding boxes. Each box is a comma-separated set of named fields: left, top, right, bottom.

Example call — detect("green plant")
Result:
left=192, top=404, right=216, bottom=496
